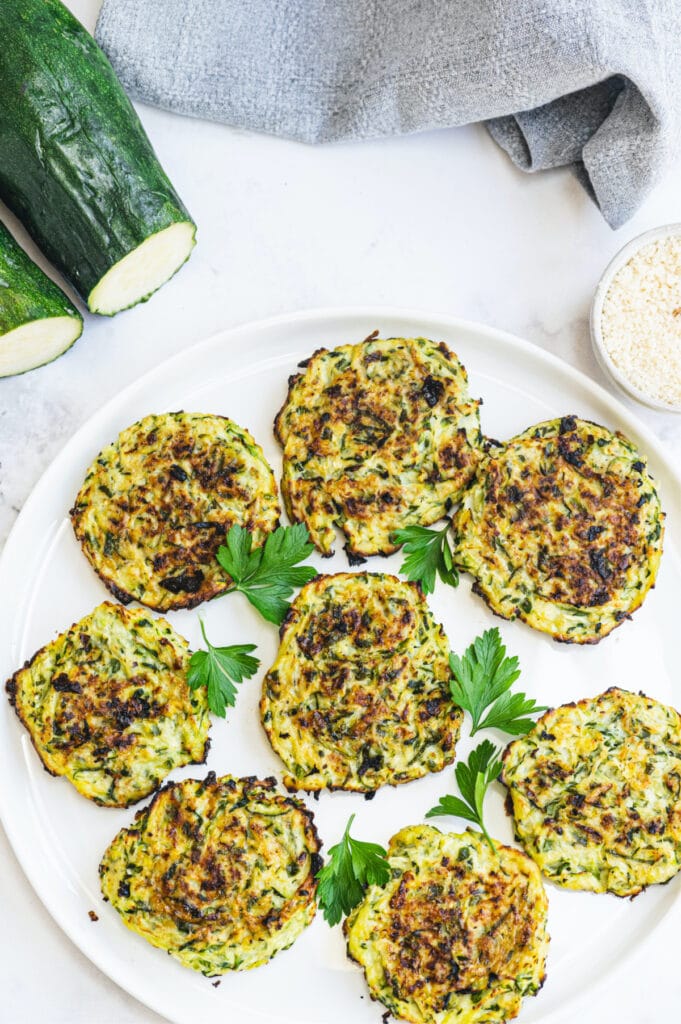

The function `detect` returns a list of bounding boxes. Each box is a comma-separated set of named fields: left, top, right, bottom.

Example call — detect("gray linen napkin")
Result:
left=95, top=0, right=681, bottom=228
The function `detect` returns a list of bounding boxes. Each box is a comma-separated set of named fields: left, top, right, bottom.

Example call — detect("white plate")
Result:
left=1, top=307, right=680, bottom=1024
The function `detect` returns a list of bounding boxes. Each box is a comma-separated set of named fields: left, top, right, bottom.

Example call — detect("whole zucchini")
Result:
left=0, top=220, right=83, bottom=378
left=0, top=0, right=196, bottom=316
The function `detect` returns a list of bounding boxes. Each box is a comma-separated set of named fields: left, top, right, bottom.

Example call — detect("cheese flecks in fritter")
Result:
left=453, top=416, right=664, bottom=643
left=345, top=825, right=549, bottom=1024
left=502, top=688, right=681, bottom=896
left=100, top=774, right=321, bottom=974
left=261, top=573, right=462, bottom=793
left=6, top=602, right=209, bottom=807
left=71, top=411, right=280, bottom=611
left=275, top=336, right=483, bottom=557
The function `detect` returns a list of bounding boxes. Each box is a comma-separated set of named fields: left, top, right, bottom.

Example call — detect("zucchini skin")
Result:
left=0, top=219, right=82, bottom=337
left=0, top=0, right=195, bottom=312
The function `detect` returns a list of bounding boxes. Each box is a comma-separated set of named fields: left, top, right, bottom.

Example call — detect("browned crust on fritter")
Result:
left=114, top=772, right=322, bottom=911
left=274, top=337, right=483, bottom=558
left=500, top=685, right=661, bottom=776
left=5, top=707, right=208, bottom=809
left=70, top=411, right=280, bottom=612
left=6, top=606, right=209, bottom=808
left=468, top=580, right=606, bottom=646
left=500, top=687, right=681, bottom=896
left=454, top=415, right=664, bottom=644
left=7, top=680, right=208, bottom=806
left=275, top=570, right=425, bottom=640
left=344, top=827, right=549, bottom=1023
left=274, top=364, right=314, bottom=446
left=262, top=572, right=461, bottom=794
left=373, top=863, right=540, bottom=1003
left=6, top=623, right=82, bottom=783
left=482, top=422, right=644, bottom=609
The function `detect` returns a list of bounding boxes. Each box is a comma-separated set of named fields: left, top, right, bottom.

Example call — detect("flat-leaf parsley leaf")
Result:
left=426, top=739, right=503, bottom=850
left=216, top=523, right=318, bottom=625
left=392, top=523, right=458, bottom=595
left=187, top=619, right=260, bottom=717
left=316, top=814, right=391, bottom=926
left=449, top=627, right=546, bottom=736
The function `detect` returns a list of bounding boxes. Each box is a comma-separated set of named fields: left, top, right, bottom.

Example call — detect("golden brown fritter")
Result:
left=345, top=825, right=549, bottom=1024
left=71, top=411, right=280, bottom=611
left=275, top=336, right=483, bottom=557
left=261, top=573, right=462, bottom=793
left=453, top=416, right=664, bottom=642
left=502, top=687, right=681, bottom=896
left=6, top=602, right=209, bottom=806
left=100, top=774, right=321, bottom=974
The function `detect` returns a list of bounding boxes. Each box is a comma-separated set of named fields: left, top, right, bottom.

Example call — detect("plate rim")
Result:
left=1, top=303, right=680, bottom=1024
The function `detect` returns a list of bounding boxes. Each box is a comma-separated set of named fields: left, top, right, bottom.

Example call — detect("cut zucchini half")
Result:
left=88, top=222, right=196, bottom=316
left=0, top=0, right=196, bottom=318
left=0, top=218, right=83, bottom=377
left=0, top=316, right=83, bottom=378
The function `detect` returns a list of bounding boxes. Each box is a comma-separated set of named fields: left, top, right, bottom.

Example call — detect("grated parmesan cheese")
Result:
left=601, top=234, right=681, bottom=409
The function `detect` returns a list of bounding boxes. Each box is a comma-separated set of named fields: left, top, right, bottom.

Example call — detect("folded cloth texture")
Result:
left=95, top=0, right=681, bottom=228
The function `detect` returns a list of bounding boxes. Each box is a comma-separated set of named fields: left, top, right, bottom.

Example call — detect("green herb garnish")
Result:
left=316, top=814, right=391, bottom=926
left=392, top=523, right=458, bottom=595
left=426, top=739, right=503, bottom=850
left=187, top=619, right=260, bottom=717
left=216, top=523, right=318, bottom=625
left=450, top=627, right=546, bottom=736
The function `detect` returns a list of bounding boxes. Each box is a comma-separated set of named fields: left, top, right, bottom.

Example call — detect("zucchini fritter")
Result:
left=261, top=573, right=462, bottom=793
left=502, top=687, right=681, bottom=896
left=100, top=774, right=321, bottom=974
left=453, top=416, right=664, bottom=643
left=345, top=825, right=549, bottom=1024
left=71, top=411, right=280, bottom=611
left=6, top=602, right=209, bottom=807
left=275, top=336, right=483, bottom=557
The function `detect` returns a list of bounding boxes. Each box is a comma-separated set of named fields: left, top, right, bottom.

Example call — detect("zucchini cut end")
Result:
left=0, top=315, right=83, bottom=378
left=88, top=222, right=196, bottom=316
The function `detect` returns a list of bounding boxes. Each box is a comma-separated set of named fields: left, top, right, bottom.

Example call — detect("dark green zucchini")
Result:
left=0, top=0, right=196, bottom=316
left=0, top=220, right=83, bottom=378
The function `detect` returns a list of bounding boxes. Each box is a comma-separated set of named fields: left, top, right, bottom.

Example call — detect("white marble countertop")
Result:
left=2, top=2, right=681, bottom=1022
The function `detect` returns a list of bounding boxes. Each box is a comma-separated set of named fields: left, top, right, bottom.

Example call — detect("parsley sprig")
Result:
left=187, top=620, right=260, bottom=717
left=450, top=627, right=546, bottom=736
left=426, top=739, right=503, bottom=850
left=316, top=814, right=391, bottom=926
left=216, top=523, right=318, bottom=625
left=392, top=523, right=458, bottom=595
